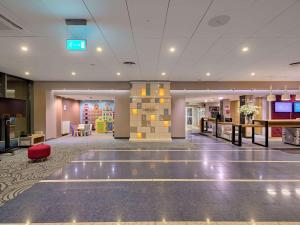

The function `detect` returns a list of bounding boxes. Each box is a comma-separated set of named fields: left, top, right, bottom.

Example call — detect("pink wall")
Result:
left=61, top=98, right=80, bottom=125
left=271, top=95, right=300, bottom=137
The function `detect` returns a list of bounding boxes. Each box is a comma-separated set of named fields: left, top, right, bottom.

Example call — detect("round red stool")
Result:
left=28, top=144, right=51, bottom=161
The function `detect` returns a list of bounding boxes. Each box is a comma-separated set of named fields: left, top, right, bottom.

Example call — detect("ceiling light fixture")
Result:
left=21, top=46, right=28, bottom=52
left=251, top=72, right=255, bottom=76
left=116, top=72, right=121, bottom=76
left=206, top=72, right=211, bottom=76
left=267, top=85, right=276, bottom=102
left=218, top=96, right=223, bottom=100
left=161, top=72, right=166, bottom=76
left=241, top=46, right=249, bottom=52
left=71, top=72, right=76, bottom=76
left=24, top=71, right=30, bottom=75
left=169, top=47, right=176, bottom=53
left=96, top=47, right=102, bottom=52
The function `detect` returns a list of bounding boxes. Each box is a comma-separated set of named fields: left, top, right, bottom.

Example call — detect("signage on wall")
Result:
left=66, top=39, right=87, bottom=51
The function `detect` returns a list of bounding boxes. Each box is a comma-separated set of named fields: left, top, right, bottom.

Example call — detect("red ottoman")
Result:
left=28, top=144, right=51, bottom=161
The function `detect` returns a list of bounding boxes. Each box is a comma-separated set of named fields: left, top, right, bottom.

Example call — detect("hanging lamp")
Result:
left=295, top=85, right=300, bottom=101
left=267, top=85, right=276, bottom=102
left=281, top=85, right=290, bottom=101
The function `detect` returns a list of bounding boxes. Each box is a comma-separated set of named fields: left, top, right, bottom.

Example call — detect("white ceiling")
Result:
left=1, top=0, right=300, bottom=81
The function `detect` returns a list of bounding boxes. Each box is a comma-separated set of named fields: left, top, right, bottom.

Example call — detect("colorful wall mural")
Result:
left=80, top=100, right=114, bottom=132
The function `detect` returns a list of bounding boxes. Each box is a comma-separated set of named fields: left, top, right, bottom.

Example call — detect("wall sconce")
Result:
left=159, top=98, right=165, bottom=104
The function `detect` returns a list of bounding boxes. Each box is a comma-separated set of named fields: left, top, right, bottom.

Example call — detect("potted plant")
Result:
left=240, top=104, right=259, bottom=124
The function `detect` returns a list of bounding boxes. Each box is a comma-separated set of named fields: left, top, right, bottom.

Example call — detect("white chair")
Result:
left=88, top=124, right=92, bottom=135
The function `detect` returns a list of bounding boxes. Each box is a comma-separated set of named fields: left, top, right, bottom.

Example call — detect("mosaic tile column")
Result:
left=130, top=82, right=171, bottom=142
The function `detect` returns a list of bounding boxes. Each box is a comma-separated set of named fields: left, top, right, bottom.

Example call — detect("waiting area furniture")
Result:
left=28, top=144, right=51, bottom=161
left=19, top=131, right=45, bottom=147
left=71, top=124, right=92, bottom=136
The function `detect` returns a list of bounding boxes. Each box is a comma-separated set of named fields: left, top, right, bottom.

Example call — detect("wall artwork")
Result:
left=80, top=100, right=114, bottom=132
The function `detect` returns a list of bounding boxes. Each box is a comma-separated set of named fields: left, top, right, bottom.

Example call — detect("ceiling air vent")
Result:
left=123, top=61, right=136, bottom=65
left=0, top=14, right=23, bottom=30
left=289, top=62, right=300, bottom=66
left=65, top=19, right=87, bottom=26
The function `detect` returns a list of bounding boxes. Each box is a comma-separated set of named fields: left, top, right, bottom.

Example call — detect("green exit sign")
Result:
left=66, top=39, right=87, bottom=51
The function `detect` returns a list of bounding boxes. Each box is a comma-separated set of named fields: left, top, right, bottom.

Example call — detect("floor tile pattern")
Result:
left=1, top=134, right=300, bottom=223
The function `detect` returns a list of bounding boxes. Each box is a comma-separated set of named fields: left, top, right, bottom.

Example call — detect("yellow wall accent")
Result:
left=163, top=121, right=169, bottom=127
left=137, top=132, right=142, bottom=139
left=150, top=114, right=156, bottom=121
left=159, top=88, right=165, bottom=96
left=141, top=88, right=146, bottom=96
left=132, top=108, right=138, bottom=115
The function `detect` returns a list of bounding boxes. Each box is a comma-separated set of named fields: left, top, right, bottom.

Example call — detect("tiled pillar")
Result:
left=130, top=82, right=171, bottom=142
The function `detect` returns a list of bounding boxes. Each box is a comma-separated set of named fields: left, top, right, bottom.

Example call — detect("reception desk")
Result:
left=252, top=119, right=300, bottom=147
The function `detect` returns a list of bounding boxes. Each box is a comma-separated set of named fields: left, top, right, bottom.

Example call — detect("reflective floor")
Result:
left=1, top=135, right=300, bottom=223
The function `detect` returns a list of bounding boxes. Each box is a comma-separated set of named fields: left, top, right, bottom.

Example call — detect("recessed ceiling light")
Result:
left=206, top=72, right=211, bottom=76
left=24, top=71, right=30, bottom=75
left=161, top=72, right=166, bottom=76
left=241, top=46, right=249, bottom=52
left=218, top=96, right=224, bottom=100
left=21, top=46, right=28, bottom=52
left=71, top=72, right=76, bottom=76
left=251, top=72, right=255, bottom=76
left=96, top=47, right=103, bottom=52
left=169, top=47, right=176, bottom=52
left=116, top=72, right=121, bottom=76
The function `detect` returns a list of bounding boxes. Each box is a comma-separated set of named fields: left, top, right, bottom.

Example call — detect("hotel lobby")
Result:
left=1, top=0, right=300, bottom=224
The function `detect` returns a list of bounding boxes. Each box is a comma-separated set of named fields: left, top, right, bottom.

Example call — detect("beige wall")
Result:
left=171, top=95, right=186, bottom=138
left=45, top=90, right=56, bottom=139
left=171, top=81, right=300, bottom=90
left=114, top=94, right=130, bottom=138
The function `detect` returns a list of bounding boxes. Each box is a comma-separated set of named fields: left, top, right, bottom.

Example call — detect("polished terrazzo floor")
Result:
left=1, top=134, right=300, bottom=223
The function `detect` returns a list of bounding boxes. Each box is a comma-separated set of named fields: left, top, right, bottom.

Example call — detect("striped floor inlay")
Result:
left=88, top=149, right=273, bottom=152
left=39, top=178, right=300, bottom=183
left=71, top=160, right=300, bottom=163
left=0, top=221, right=297, bottom=225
